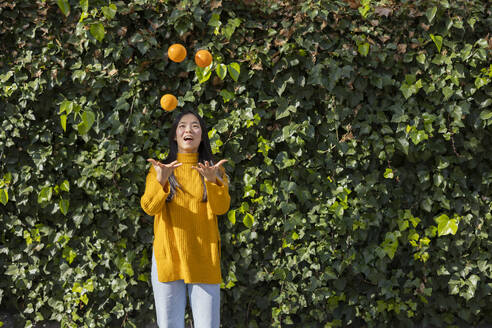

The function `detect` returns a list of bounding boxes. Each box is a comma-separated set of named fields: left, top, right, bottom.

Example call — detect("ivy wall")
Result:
left=0, top=0, right=491, bottom=327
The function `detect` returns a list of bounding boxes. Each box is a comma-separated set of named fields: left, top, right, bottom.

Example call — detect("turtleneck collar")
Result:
left=177, top=152, right=199, bottom=164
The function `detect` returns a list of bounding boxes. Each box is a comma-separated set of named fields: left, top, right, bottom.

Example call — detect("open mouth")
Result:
left=183, top=135, right=194, bottom=142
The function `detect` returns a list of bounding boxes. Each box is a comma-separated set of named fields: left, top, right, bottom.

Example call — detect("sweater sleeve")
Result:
left=140, top=165, right=170, bottom=216
left=205, top=169, right=231, bottom=215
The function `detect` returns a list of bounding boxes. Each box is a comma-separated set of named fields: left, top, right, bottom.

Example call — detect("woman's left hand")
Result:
left=192, top=160, right=228, bottom=183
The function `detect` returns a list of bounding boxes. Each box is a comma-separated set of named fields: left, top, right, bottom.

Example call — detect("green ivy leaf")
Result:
left=442, top=86, right=453, bottom=100
left=243, top=213, right=254, bottom=228
left=208, top=13, right=221, bottom=27
left=0, top=71, right=13, bottom=83
left=275, top=151, right=296, bottom=169
left=77, top=110, right=95, bottom=135
left=409, top=216, right=421, bottom=228
left=324, top=267, right=338, bottom=280
left=381, top=232, right=399, bottom=259
left=425, top=7, right=437, bottom=23
left=5, top=264, right=19, bottom=276
left=0, top=188, right=8, bottom=205
left=219, top=89, right=235, bottom=103
left=480, top=110, right=492, bottom=121
left=227, top=62, right=240, bottom=82
left=223, top=18, right=241, bottom=40
left=429, top=34, right=443, bottom=53
left=196, top=65, right=212, bottom=84
left=60, top=180, right=70, bottom=192
left=398, top=137, right=409, bottom=155
left=57, top=0, right=70, bottom=16
left=38, top=187, right=53, bottom=204
left=228, top=210, right=236, bottom=225
left=475, top=77, right=488, bottom=90
left=60, top=114, right=67, bottom=132
left=358, top=0, right=371, bottom=18
left=2, top=173, right=12, bottom=185
left=215, top=63, right=227, bottom=80
left=260, top=180, right=274, bottom=194
left=434, top=214, right=449, bottom=225
left=121, top=261, right=134, bottom=277
left=468, top=274, right=480, bottom=288
left=275, top=104, right=296, bottom=120
left=72, top=282, right=83, bottom=294
left=59, top=99, right=73, bottom=115
left=102, top=4, right=117, bottom=20
left=59, top=199, right=69, bottom=215
left=62, top=247, right=77, bottom=264
left=400, top=83, right=414, bottom=99
left=410, top=130, right=428, bottom=145
left=384, top=168, right=394, bottom=179
left=358, top=42, right=370, bottom=56
left=72, top=69, right=87, bottom=82
left=80, top=0, right=88, bottom=12
left=90, top=23, right=105, bottom=42
left=435, top=214, right=459, bottom=236
left=80, top=293, right=89, bottom=305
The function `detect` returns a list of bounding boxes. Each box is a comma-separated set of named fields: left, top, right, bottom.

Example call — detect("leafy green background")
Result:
left=1, top=0, right=491, bottom=327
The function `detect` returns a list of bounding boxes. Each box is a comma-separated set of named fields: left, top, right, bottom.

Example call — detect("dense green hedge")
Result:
left=1, top=0, right=491, bottom=327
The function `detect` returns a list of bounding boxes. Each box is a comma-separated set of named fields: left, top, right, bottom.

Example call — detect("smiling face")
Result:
left=175, top=113, right=202, bottom=153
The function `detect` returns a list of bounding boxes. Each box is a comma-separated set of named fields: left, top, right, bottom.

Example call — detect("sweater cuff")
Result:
left=206, top=177, right=224, bottom=187
left=156, top=182, right=170, bottom=201
left=205, top=178, right=225, bottom=194
left=141, top=181, right=170, bottom=215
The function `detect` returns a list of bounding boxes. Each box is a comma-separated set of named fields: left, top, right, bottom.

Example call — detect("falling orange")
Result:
left=160, top=94, right=178, bottom=111
left=168, top=44, right=187, bottom=63
left=195, top=50, right=213, bottom=68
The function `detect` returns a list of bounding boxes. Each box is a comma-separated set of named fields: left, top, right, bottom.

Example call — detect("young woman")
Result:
left=140, top=110, right=230, bottom=328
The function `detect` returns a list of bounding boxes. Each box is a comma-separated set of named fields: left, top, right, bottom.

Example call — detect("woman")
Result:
left=140, top=110, right=230, bottom=328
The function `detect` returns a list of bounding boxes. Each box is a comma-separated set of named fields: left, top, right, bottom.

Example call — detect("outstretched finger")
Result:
left=191, top=166, right=204, bottom=174
left=147, top=158, right=159, bottom=166
left=164, top=160, right=180, bottom=167
left=214, top=159, right=228, bottom=168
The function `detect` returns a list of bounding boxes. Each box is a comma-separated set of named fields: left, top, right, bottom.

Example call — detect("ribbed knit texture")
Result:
left=140, top=152, right=230, bottom=284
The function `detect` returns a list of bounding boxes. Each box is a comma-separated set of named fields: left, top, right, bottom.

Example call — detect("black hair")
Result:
left=163, top=110, right=215, bottom=202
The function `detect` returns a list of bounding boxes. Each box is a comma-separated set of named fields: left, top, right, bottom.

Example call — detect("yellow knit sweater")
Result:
left=140, top=152, right=230, bottom=284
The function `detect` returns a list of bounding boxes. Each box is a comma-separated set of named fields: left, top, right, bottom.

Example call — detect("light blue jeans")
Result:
left=151, top=251, right=220, bottom=328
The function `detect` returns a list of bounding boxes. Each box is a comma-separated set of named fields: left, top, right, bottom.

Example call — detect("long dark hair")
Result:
left=163, top=110, right=215, bottom=202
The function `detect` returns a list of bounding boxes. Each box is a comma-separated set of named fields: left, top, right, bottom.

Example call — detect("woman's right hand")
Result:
left=147, top=159, right=182, bottom=186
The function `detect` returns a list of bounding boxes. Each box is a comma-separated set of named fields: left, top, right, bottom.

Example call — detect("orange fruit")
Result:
left=160, top=94, right=178, bottom=111
left=195, top=50, right=213, bottom=68
left=168, top=44, right=187, bottom=63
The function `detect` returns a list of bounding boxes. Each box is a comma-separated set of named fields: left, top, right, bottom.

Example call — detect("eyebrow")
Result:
left=179, top=120, right=200, bottom=125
